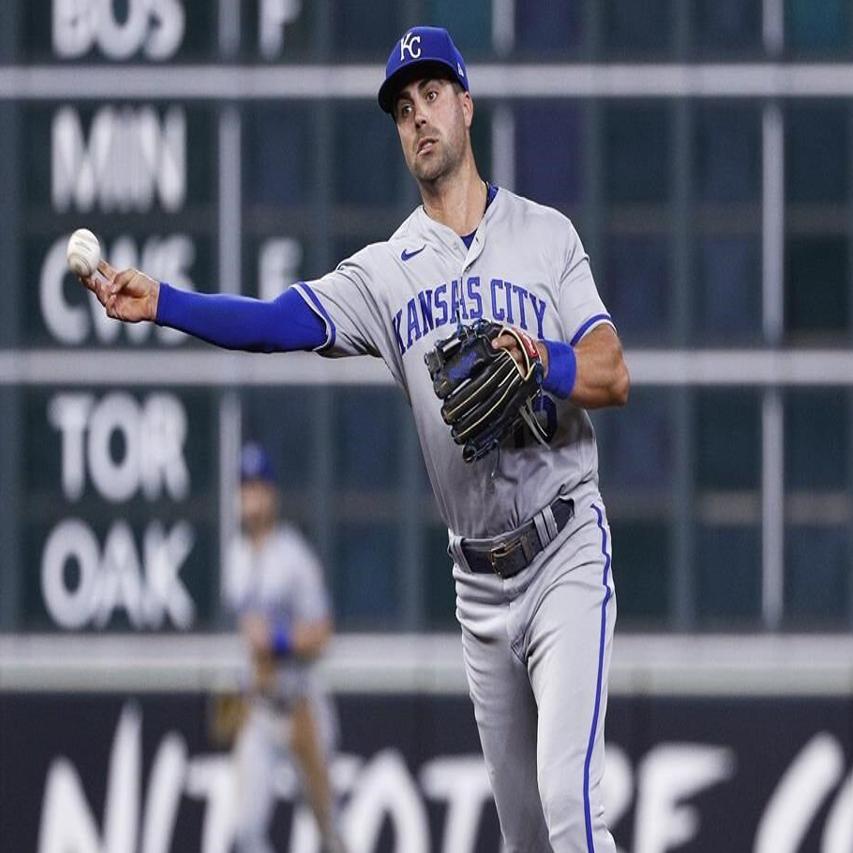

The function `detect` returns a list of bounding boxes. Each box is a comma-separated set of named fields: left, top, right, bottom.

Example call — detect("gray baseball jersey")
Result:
left=295, top=186, right=618, bottom=852
left=224, top=523, right=331, bottom=703
left=293, top=187, right=614, bottom=538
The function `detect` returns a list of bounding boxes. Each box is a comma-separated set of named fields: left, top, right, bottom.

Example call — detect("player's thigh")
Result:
left=306, top=691, right=339, bottom=761
left=527, top=560, right=616, bottom=850
left=290, top=697, right=330, bottom=782
left=460, top=624, right=550, bottom=850
left=233, top=706, right=280, bottom=829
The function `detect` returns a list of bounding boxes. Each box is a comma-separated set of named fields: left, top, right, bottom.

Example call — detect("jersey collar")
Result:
left=413, top=183, right=502, bottom=257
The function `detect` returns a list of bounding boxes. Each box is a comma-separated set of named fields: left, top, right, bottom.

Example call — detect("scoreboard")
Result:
left=8, top=2, right=853, bottom=639
left=6, top=43, right=222, bottom=630
left=0, top=0, right=410, bottom=634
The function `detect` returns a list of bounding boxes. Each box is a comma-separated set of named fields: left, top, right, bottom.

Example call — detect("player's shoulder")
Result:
left=333, top=242, right=381, bottom=279
left=273, top=523, right=321, bottom=564
left=497, top=187, right=576, bottom=234
left=387, top=206, right=423, bottom=243
left=335, top=207, right=422, bottom=274
left=273, top=521, right=307, bottom=549
left=226, top=533, right=251, bottom=569
left=494, top=188, right=583, bottom=265
left=223, top=535, right=251, bottom=604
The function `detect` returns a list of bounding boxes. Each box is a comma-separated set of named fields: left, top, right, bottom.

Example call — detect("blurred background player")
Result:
left=223, top=442, right=345, bottom=853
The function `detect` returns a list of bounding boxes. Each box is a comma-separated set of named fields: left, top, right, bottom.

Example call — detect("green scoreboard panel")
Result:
left=0, top=0, right=427, bottom=635
left=21, top=388, right=219, bottom=630
left=11, top=1, right=849, bottom=637
left=2, top=1, right=255, bottom=632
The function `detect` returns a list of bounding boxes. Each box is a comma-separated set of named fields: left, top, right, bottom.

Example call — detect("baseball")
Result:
left=66, top=228, right=101, bottom=278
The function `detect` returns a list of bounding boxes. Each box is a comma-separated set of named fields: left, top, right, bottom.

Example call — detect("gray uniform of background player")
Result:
left=294, top=187, right=618, bottom=851
left=224, top=524, right=338, bottom=852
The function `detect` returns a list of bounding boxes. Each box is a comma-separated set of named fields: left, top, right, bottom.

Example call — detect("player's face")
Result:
left=393, top=77, right=472, bottom=183
left=239, top=480, right=278, bottom=535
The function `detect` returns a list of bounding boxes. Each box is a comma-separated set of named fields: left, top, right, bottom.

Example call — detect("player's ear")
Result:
left=461, top=90, right=474, bottom=129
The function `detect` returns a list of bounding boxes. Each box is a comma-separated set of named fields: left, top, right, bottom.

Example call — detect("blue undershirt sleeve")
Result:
left=154, top=283, right=327, bottom=352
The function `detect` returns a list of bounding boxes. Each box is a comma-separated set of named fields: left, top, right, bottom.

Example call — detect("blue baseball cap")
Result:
left=378, top=26, right=469, bottom=114
left=239, top=442, right=277, bottom=485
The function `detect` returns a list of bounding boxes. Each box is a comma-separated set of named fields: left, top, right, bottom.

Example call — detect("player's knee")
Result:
left=537, top=772, right=588, bottom=841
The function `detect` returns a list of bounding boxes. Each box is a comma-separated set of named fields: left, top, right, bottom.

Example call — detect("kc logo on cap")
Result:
left=378, top=26, right=470, bottom=113
left=400, top=31, right=422, bottom=61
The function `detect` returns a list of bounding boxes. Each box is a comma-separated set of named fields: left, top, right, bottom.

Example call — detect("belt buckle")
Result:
left=488, top=539, right=520, bottom=577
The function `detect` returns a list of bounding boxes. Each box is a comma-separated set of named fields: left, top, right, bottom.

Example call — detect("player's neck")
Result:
left=418, top=158, right=487, bottom=236
left=247, top=519, right=275, bottom=548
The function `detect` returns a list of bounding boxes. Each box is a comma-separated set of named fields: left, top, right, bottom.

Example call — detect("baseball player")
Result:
left=80, top=26, right=629, bottom=852
left=225, top=442, right=344, bottom=853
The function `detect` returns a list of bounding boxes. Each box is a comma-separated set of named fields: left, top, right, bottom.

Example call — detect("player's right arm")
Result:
left=79, top=259, right=327, bottom=353
left=81, top=260, right=159, bottom=323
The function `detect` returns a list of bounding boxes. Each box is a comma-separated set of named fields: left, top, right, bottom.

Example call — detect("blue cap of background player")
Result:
left=378, top=26, right=469, bottom=114
left=240, top=442, right=277, bottom=485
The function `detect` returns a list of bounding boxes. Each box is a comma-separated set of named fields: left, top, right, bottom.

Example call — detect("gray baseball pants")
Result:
left=232, top=695, right=338, bottom=853
left=453, top=491, right=617, bottom=852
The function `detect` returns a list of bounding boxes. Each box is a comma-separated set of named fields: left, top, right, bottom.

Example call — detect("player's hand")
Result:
left=492, top=327, right=549, bottom=377
left=78, top=259, right=160, bottom=323
left=242, top=613, right=271, bottom=655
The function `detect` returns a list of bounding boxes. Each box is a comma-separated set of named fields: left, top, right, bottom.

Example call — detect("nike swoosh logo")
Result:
left=401, top=246, right=426, bottom=262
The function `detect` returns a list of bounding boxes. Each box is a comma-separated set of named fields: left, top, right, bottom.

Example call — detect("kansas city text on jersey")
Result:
left=392, top=276, right=548, bottom=356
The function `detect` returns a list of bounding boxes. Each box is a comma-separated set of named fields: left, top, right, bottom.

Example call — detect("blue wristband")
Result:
left=541, top=339, right=577, bottom=399
left=270, top=622, right=293, bottom=657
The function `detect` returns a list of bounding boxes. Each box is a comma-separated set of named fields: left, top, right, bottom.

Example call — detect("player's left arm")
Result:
left=545, top=324, right=630, bottom=409
left=523, top=217, right=630, bottom=409
left=290, top=618, right=333, bottom=659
